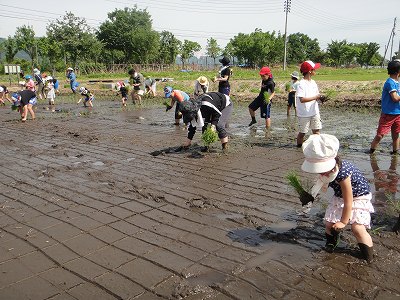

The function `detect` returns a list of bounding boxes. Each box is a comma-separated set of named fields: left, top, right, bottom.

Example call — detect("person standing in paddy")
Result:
left=286, top=71, right=300, bottom=116
left=301, top=134, right=374, bottom=263
left=66, top=67, right=79, bottom=93
left=368, top=60, right=400, bottom=155
left=295, top=60, right=324, bottom=148
left=248, top=66, right=276, bottom=128
left=214, top=56, right=231, bottom=96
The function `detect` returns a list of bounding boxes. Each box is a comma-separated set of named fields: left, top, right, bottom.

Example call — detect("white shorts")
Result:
left=298, top=114, right=322, bottom=133
left=324, top=194, right=374, bottom=229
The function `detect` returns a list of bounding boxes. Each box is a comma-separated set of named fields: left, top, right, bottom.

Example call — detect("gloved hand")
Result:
left=210, top=124, right=216, bottom=132
left=165, top=105, right=172, bottom=112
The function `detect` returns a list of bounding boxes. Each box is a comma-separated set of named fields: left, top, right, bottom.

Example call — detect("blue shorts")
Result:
left=29, top=97, right=37, bottom=105
left=218, top=86, right=230, bottom=96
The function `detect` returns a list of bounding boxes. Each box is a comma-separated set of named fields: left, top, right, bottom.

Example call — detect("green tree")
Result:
left=179, top=40, right=201, bottom=69
left=354, top=42, right=380, bottom=67
left=223, top=42, right=235, bottom=65
left=206, top=37, right=221, bottom=65
left=97, top=7, right=159, bottom=63
left=229, top=29, right=282, bottom=67
left=14, top=25, right=36, bottom=66
left=287, top=33, right=321, bottom=64
left=158, top=31, right=181, bottom=64
left=46, top=12, right=95, bottom=68
left=326, top=40, right=349, bottom=67
left=3, top=36, right=19, bottom=63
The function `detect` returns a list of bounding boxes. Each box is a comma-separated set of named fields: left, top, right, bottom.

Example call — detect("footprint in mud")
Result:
left=186, top=197, right=213, bottom=209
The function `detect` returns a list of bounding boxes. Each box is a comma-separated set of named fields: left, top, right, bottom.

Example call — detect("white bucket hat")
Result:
left=301, top=134, right=339, bottom=173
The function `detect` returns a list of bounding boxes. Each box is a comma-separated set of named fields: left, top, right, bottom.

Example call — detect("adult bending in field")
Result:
left=178, top=92, right=233, bottom=152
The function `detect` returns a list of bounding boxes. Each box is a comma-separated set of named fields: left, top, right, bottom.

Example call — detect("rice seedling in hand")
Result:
left=286, top=171, right=315, bottom=206
left=201, top=125, right=219, bottom=147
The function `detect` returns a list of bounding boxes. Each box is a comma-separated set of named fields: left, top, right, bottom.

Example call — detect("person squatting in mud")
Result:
left=248, top=66, right=276, bottom=128
left=164, top=86, right=190, bottom=126
left=177, top=92, right=233, bottom=152
left=301, top=134, right=374, bottom=262
left=12, top=89, right=37, bottom=122
left=77, top=86, right=94, bottom=107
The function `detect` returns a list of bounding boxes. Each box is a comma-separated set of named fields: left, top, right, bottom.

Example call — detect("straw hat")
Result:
left=301, top=134, right=339, bottom=173
left=197, top=76, right=208, bottom=85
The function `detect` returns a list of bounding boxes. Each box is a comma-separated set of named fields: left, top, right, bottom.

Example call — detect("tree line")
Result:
left=0, top=6, right=392, bottom=74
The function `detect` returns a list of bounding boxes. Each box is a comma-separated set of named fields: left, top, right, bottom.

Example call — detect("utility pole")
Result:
left=382, top=17, right=396, bottom=66
left=283, top=0, right=291, bottom=71
left=390, top=17, right=397, bottom=60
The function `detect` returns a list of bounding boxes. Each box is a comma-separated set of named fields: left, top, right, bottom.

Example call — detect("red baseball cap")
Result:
left=259, top=66, right=272, bottom=77
left=300, top=60, right=321, bottom=73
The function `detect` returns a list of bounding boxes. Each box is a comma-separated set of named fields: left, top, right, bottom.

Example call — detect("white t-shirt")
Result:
left=295, top=78, right=319, bottom=117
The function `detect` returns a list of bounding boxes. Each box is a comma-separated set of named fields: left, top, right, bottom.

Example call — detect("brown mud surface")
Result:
left=0, top=97, right=399, bottom=300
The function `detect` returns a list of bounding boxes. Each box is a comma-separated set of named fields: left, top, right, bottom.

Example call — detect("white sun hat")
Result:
left=301, top=134, right=339, bottom=173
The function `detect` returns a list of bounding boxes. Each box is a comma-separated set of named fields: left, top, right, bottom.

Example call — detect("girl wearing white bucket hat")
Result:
left=302, top=134, right=374, bottom=262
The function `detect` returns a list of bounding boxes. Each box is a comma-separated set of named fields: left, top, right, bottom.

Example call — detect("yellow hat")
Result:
left=197, top=76, right=208, bottom=85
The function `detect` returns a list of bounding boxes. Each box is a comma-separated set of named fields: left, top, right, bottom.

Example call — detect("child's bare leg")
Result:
left=28, top=104, right=35, bottom=120
left=370, top=134, right=383, bottom=152
left=352, top=224, right=373, bottom=246
left=21, top=106, right=27, bottom=121
left=265, top=117, right=271, bottom=128
left=296, top=132, right=305, bottom=147
left=391, top=130, right=399, bottom=153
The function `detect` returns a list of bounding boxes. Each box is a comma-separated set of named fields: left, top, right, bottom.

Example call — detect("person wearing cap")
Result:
left=368, top=59, right=400, bottom=155
left=248, top=66, right=276, bottom=128
left=301, top=134, right=374, bottom=262
left=128, top=69, right=145, bottom=105
left=66, top=67, right=79, bottom=93
left=77, top=86, right=94, bottom=108
left=24, top=75, right=35, bottom=92
left=286, top=71, right=300, bottom=116
left=295, top=60, right=325, bottom=148
left=214, top=56, right=231, bottom=96
left=164, top=86, right=190, bottom=125
left=0, top=85, right=12, bottom=105
left=194, top=76, right=209, bottom=97
left=178, top=92, right=233, bottom=152
left=33, top=68, right=45, bottom=100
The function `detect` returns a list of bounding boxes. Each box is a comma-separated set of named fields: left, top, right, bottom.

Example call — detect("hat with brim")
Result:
left=197, top=76, right=208, bottom=85
left=33, top=68, right=40, bottom=75
left=219, top=56, right=230, bottom=66
left=67, top=67, right=74, bottom=71
left=290, top=71, right=300, bottom=79
left=300, top=61, right=321, bottom=74
left=301, top=134, right=339, bottom=173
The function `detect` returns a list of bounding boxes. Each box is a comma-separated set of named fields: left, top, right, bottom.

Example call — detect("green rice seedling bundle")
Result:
left=286, top=171, right=314, bottom=206
left=201, top=125, right=219, bottom=147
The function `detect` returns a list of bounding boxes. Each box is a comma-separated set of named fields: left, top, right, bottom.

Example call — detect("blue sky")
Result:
left=0, top=0, right=398, bottom=58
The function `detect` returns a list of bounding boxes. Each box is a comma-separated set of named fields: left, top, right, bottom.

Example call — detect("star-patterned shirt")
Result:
left=329, top=160, right=370, bottom=198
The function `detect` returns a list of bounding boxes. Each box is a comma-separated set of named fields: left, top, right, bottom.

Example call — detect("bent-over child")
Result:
left=77, top=86, right=94, bottom=107
left=302, top=134, right=374, bottom=262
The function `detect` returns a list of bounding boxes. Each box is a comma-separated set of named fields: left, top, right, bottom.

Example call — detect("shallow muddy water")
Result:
left=1, top=97, right=399, bottom=299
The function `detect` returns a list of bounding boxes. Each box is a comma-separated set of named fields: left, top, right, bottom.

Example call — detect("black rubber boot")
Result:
left=358, top=243, right=373, bottom=263
left=248, top=117, right=257, bottom=126
left=325, top=231, right=340, bottom=253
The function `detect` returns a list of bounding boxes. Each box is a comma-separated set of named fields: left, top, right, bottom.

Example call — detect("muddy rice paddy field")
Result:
left=0, top=92, right=399, bottom=299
